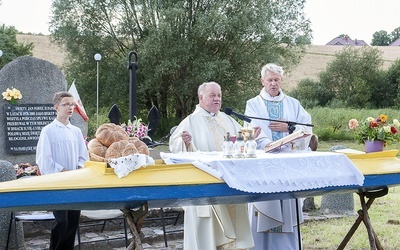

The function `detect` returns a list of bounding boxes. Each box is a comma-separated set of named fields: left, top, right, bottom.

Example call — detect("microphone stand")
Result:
left=245, top=115, right=314, bottom=134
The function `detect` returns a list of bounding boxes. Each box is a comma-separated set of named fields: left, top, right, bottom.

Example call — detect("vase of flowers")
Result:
left=364, top=140, right=384, bottom=153
left=349, top=114, right=400, bottom=153
left=2, top=87, right=22, bottom=105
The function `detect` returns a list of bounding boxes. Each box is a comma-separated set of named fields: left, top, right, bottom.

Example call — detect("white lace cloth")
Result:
left=160, top=150, right=364, bottom=193
left=108, top=154, right=155, bottom=178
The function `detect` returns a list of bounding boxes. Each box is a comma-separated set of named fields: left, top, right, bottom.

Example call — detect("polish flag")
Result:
left=68, top=81, right=89, bottom=122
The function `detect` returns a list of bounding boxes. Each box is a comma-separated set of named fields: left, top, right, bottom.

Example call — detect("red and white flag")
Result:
left=68, top=81, right=89, bottom=122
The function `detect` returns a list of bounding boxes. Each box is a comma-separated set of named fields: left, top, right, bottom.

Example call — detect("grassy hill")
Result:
left=284, top=45, right=400, bottom=90
left=16, top=34, right=65, bottom=68
left=17, top=34, right=400, bottom=90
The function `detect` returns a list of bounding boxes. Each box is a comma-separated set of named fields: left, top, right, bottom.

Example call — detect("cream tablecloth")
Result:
left=160, top=150, right=364, bottom=193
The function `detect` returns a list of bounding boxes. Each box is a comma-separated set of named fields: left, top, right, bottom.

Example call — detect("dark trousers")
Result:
left=49, top=210, right=81, bottom=250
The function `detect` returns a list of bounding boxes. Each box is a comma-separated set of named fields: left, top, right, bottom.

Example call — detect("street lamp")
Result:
left=0, top=50, right=3, bottom=69
left=94, top=53, right=102, bottom=127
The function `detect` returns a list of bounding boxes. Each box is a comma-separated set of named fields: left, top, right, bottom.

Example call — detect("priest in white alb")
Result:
left=169, top=81, right=255, bottom=250
left=245, top=63, right=313, bottom=250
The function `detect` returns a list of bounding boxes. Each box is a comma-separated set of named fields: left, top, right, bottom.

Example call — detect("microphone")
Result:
left=224, top=107, right=314, bottom=134
left=224, top=107, right=252, bottom=123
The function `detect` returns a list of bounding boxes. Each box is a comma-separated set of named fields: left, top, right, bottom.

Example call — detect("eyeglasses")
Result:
left=59, top=103, right=76, bottom=108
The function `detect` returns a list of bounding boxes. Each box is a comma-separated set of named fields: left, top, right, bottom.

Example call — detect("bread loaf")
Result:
left=105, top=140, right=138, bottom=159
left=128, top=137, right=150, bottom=156
left=87, top=138, right=108, bottom=159
left=95, top=123, right=129, bottom=147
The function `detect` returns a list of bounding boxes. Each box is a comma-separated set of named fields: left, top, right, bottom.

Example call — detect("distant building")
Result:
left=389, top=38, right=400, bottom=46
left=326, top=36, right=368, bottom=46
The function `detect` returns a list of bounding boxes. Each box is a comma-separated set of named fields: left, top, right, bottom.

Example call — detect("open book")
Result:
left=265, top=129, right=311, bottom=153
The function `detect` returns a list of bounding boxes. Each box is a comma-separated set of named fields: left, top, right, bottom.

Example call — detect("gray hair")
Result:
left=261, top=63, right=284, bottom=78
left=198, top=81, right=221, bottom=96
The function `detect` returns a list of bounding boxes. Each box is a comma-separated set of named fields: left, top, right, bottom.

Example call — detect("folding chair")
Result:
left=7, top=211, right=55, bottom=250
left=77, top=209, right=129, bottom=249
left=144, top=207, right=183, bottom=247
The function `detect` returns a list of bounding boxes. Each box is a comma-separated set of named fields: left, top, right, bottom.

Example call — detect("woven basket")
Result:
left=89, top=152, right=107, bottom=162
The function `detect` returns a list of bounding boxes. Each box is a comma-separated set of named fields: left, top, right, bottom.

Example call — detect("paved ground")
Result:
left=8, top=208, right=184, bottom=250
left=13, top=211, right=343, bottom=250
left=24, top=225, right=184, bottom=250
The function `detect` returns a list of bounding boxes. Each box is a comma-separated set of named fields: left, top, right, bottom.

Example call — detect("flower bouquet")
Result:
left=14, top=163, right=41, bottom=179
left=349, top=114, right=400, bottom=151
left=2, top=87, right=22, bottom=104
left=120, top=117, right=150, bottom=140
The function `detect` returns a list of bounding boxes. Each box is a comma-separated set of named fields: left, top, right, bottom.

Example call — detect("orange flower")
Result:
left=379, top=114, right=388, bottom=123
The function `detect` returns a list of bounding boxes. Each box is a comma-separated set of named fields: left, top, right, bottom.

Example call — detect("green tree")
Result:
left=49, top=0, right=311, bottom=131
left=388, top=59, right=400, bottom=107
left=291, top=46, right=387, bottom=109
left=390, top=27, right=400, bottom=43
left=371, top=30, right=391, bottom=46
left=0, top=25, right=33, bottom=69
left=337, top=34, right=351, bottom=39
left=320, top=46, right=383, bottom=108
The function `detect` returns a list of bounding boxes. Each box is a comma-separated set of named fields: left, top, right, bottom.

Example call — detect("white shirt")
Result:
left=36, top=119, right=88, bottom=175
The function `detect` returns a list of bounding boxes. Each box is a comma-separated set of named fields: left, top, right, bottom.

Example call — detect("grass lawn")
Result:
left=302, top=187, right=400, bottom=249
left=303, top=140, right=400, bottom=249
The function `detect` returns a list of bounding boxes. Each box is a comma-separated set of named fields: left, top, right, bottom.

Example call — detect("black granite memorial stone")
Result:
left=0, top=55, right=87, bottom=166
left=4, top=104, right=56, bottom=154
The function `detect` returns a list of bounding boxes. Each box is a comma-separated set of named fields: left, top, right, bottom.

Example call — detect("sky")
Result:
left=0, top=0, right=399, bottom=45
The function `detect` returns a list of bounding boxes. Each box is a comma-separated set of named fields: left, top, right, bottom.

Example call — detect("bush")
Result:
left=387, top=59, right=400, bottom=107
left=289, top=78, right=321, bottom=108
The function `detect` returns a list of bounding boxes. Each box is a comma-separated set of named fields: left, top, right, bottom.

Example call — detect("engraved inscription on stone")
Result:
left=4, top=104, right=56, bottom=154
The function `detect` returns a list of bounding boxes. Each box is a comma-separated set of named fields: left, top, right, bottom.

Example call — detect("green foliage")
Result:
left=371, top=30, right=392, bottom=46
left=0, top=25, right=34, bottom=69
left=288, top=78, right=334, bottom=108
left=391, top=27, right=400, bottom=43
left=371, top=26, right=400, bottom=45
left=156, top=117, right=182, bottom=140
left=387, top=59, right=400, bottom=107
left=87, top=106, right=113, bottom=139
left=49, top=0, right=312, bottom=122
left=326, top=46, right=382, bottom=105
left=337, top=34, right=351, bottom=39
left=293, top=46, right=390, bottom=109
